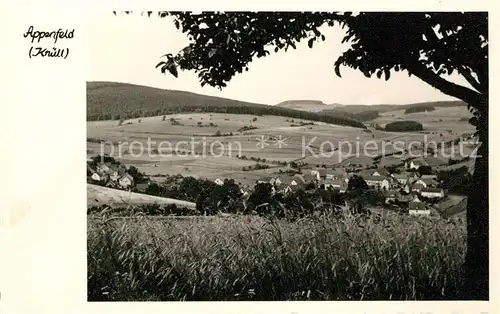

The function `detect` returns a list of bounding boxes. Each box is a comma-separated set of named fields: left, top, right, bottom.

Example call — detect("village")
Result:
left=87, top=149, right=464, bottom=217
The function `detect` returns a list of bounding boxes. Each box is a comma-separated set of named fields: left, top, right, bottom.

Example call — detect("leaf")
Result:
left=274, top=47, right=279, bottom=53
left=208, top=48, right=217, bottom=58
left=308, top=38, right=314, bottom=48
left=155, top=61, right=166, bottom=68
left=321, top=34, right=326, bottom=41
left=384, top=68, right=391, bottom=81
left=334, top=64, right=342, bottom=77
left=376, top=71, right=382, bottom=79
left=174, top=20, right=180, bottom=29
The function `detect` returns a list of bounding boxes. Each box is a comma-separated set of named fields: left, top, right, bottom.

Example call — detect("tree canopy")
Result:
left=129, top=12, right=487, bottom=121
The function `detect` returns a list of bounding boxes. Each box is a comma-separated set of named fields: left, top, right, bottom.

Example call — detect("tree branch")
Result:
left=408, top=62, right=485, bottom=109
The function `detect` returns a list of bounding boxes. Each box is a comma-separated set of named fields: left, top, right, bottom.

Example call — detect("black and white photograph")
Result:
left=86, top=11, right=488, bottom=301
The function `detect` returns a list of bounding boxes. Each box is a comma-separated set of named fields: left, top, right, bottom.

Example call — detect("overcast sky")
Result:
left=87, top=12, right=469, bottom=106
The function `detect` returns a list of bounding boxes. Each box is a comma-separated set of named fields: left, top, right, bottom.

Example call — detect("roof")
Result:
left=324, top=178, right=343, bottom=186
left=302, top=173, right=317, bottom=182
left=313, top=169, right=326, bottom=176
left=411, top=159, right=428, bottom=166
left=277, top=176, right=294, bottom=185
left=372, top=168, right=390, bottom=176
left=325, top=168, right=346, bottom=175
left=412, top=183, right=425, bottom=190
left=392, top=173, right=408, bottom=179
left=409, top=202, right=427, bottom=210
left=421, top=187, right=443, bottom=193
left=293, top=174, right=307, bottom=184
left=397, top=194, right=413, bottom=202
left=120, top=174, right=134, bottom=181
left=420, top=178, right=439, bottom=186
left=420, top=174, right=438, bottom=180
left=362, top=175, right=387, bottom=182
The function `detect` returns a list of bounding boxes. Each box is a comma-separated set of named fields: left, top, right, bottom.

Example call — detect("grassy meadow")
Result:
left=87, top=213, right=466, bottom=301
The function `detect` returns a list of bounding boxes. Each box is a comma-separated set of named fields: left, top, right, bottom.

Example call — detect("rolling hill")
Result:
left=276, top=99, right=466, bottom=122
left=275, top=100, right=330, bottom=112
left=87, top=82, right=365, bottom=129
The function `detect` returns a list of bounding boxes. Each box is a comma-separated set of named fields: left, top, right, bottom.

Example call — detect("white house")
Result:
left=408, top=201, right=430, bottom=215
left=371, top=168, right=390, bottom=177
left=415, top=178, right=439, bottom=188
left=409, top=159, right=427, bottom=170
left=421, top=188, right=445, bottom=199
left=214, top=178, right=225, bottom=186
left=97, top=163, right=111, bottom=174
left=119, top=174, right=134, bottom=188
left=110, top=171, right=120, bottom=181
left=310, top=169, right=326, bottom=180
left=91, top=173, right=102, bottom=181
left=420, top=174, right=438, bottom=180
left=391, top=173, right=409, bottom=185
left=362, top=175, right=391, bottom=190
left=324, top=178, right=343, bottom=190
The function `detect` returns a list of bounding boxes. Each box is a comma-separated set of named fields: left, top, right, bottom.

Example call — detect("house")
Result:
left=106, top=180, right=119, bottom=189
left=282, top=183, right=303, bottom=195
left=385, top=191, right=397, bottom=203
left=240, top=186, right=250, bottom=198
left=396, top=193, right=413, bottom=203
left=107, top=165, right=126, bottom=181
left=409, top=159, right=427, bottom=170
left=257, top=176, right=275, bottom=184
left=420, top=174, right=438, bottom=180
left=391, top=173, right=409, bottom=185
left=421, top=187, right=445, bottom=199
left=293, top=174, right=307, bottom=185
left=324, top=178, right=344, bottom=190
left=119, top=174, right=134, bottom=188
left=408, top=200, right=430, bottom=215
left=411, top=182, right=425, bottom=193
left=91, top=172, right=102, bottom=181
left=277, top=176, right=303, bottom=194
left=214, top=178, right=226, bottom=186
left=371, top=168, right=390, bottom=177
left=96, top=163, right=111, bottom=174
left=302, top=173, right=318, bottom=183
left=415, top=178, right=439, bottom=188
left=362, top=175, right=391, bottom=190
left=310, top=169, right=327, bottom=180
left=325, top=168, right=347, bottom=180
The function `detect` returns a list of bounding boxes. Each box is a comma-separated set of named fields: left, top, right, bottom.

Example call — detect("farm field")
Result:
left=87, top=110, right=474, bottom=183
left=87, top=212, right=466, bottom=301
left=372, top=106, right=475, bottom=135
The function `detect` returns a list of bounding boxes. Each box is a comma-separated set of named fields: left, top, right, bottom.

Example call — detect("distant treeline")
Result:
left=384, top=121, right=424, bottom=132
left=87, top=82, right=366, bottom=129
left=404, top=105, right=435, bottom=114
left=321, top=109, right=380, bottom=122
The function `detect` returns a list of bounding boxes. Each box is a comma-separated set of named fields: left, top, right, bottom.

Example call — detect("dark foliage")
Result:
left=384, top=120, right=424, bottom=132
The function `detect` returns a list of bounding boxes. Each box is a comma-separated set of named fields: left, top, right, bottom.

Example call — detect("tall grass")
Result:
left=87, top=213, right=466, bottom=301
